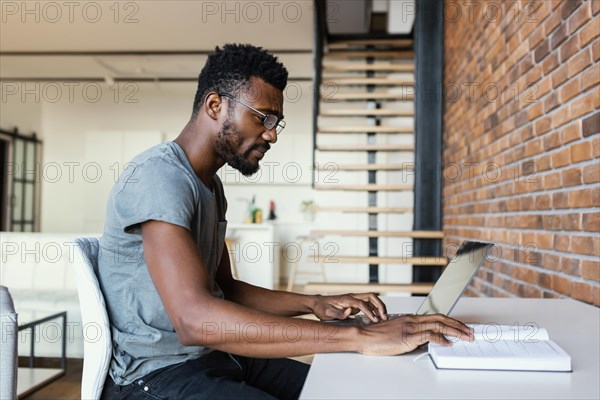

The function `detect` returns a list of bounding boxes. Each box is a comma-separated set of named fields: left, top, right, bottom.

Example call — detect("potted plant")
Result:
left=300, top=200, right=316, bottom=222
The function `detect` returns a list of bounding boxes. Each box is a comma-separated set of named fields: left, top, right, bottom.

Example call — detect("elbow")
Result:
left=172, top=306, right=221, bottom=347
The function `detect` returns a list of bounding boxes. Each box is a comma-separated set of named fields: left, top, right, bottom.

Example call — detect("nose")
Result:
left=262, top=128, right=278, bottom=144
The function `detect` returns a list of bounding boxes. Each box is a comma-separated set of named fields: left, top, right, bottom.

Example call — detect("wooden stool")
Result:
left=225, top=237, right=239, bottom=279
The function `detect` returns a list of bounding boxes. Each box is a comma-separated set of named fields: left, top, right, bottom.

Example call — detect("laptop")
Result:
left=329, top=241, right=495, bottom=326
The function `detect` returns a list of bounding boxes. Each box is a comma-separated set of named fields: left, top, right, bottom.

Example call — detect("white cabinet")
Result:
left=226, top=223, right=278, bottom=289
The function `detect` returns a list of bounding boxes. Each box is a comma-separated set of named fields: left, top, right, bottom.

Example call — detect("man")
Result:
left=98, top=44, right=473, bottom=400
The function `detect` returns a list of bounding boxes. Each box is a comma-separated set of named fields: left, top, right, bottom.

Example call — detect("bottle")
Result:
left=268, top=200, right=277, bottom=220
left=255, top=209, right=263, bottom=224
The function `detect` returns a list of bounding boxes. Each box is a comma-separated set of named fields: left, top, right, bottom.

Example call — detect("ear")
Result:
left=204, top=92, right=224, bottom=121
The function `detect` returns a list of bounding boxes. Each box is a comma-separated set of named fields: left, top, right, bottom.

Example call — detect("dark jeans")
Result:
left=101, top=351, right=310, bottom=400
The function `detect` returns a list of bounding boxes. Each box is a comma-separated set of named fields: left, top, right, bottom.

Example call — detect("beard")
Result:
left=215, top=118, right=269, bottom=177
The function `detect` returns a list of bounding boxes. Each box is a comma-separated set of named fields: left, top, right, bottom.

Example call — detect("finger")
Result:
left=351, top=293, right=388, bottom=320
left=419, top=322, right=473, bottom=342
left=420, top=314, right=474, bottom=337
left=351, top=300, right=380, bottom=322
left=417, top=331, right=452, bottom=347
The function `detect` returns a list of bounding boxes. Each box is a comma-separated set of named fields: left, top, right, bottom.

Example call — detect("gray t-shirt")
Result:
left=98, top=141, right=228, bottom=385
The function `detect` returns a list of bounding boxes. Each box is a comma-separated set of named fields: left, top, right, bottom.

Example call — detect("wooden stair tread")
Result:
left=317, top=144, right=413, bottom=151
left=318, top=126, right=412, bottom=133
left=328, top=39, right=413, bottom=49
left=322, top=92, right=414, bottom=101
left=311, top=230, right=445, bottom=239
left=324, top=51, right=414, bottom=60
left=322, top=77, right=414, bottom=86
left=320, top=109, right=413, bottom=117
left=314, top=184, right=412, bottom=191
left=309, top=256, right=447, bottom=266
left=313, top=206, right=413, bottom=213
left=304, top=282, right=433, bottom=294
left=323, top=62, right=414, bottom=72
left=315, top=163, right=409, bottom=170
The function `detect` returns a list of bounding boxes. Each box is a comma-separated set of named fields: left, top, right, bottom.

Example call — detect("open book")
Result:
left=428, top=324, right=572, bottom=372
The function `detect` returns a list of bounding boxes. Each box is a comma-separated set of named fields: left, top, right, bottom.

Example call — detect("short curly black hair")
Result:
left=191, top=43, right=288, bottom=117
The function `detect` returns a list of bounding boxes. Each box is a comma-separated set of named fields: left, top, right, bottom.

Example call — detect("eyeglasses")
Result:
left=219, top=93, right=286, bottom=135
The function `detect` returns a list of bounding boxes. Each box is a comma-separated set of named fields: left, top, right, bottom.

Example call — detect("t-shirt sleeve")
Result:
left=113, top=157, right=197, bottom=234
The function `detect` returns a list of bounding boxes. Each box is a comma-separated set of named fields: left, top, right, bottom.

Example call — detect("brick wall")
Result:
left=442, top=0, right=599, bottom=306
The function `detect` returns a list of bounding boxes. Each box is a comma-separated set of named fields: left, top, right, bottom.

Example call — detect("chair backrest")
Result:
left=0, top=285, right=18, bottom=400
left=75, top=237, right=111, bottom=400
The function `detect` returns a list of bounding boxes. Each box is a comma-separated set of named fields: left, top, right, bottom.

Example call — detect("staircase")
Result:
left=305, top=37, right=446, bottom=294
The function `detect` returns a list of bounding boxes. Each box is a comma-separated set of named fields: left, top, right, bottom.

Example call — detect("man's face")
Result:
left=215, top=77, right=284, bottom=176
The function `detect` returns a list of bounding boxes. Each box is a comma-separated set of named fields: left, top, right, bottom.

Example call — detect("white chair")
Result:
left=0, top=285, right=18, bottom=400
left=75, top=237, right=111, bottom=400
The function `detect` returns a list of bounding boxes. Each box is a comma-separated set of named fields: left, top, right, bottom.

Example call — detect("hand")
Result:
left=310, top=293, right=388, bottom=323
left=358, top=314, right=475, bottom=356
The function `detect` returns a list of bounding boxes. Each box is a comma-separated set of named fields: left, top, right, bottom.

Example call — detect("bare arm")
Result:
left=142, top=220, right=474, bottom=358
left=216, top=244, right=390, bottom=322
left=215, top=243, right=319, bottom=317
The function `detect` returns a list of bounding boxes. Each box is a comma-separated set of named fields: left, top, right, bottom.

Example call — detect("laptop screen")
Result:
left=416, top=241, right=494, bottom=316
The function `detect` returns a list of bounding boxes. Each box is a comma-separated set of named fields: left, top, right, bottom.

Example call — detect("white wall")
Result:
left=33, top=81, right=315, bottom=233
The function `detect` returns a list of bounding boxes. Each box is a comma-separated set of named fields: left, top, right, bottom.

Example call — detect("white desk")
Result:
left=300, top=297, right=600, bottom=400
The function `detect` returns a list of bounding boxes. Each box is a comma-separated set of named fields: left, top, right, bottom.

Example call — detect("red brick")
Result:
left=539, top=272, right=553, bottom=289
left=561, top=256, right=581, bottom=275
left=536, top=194, right=551, bottom=209
left=580, top=63, right=600, bottom=91
left=553, top=191, right=570, bottom=208
left=542, top=52, right=560, bottom=75
left=571, top=281, right=600, bottom=306
left=561, top=0, right=583, bottom=18
left=552, top=275, right=572, bottom=295
left=543, top=214, right=562, bottom=229
left=571, top=235, right=599, bottom=256
left=570, top=188, right=596, bottom=207
left=536, top=232, right=555, bottom=249
left=561, top=213, right=581, bottom=230
left=562, top=167, right=583, bottom=186
left=554, top=235, right=571, bottom=252
left=568, top=0, right=592, bottom=34
left=551, top=147, right=571, bottom=167
left=567, top=49, right=592, bottom=78
left=570, top=141, right=593, bottom=162
left=535, top=116, right=552, bottom=135
left=535, top=38, right=551, bottom=62
left=582, top=163, right=600, bottom=183
left=553, top=0, right=565, bottom=12
left=528, top=25, right=546, bottom=49
left=551, top=23, right=569, bottom=50
left=551, top=64, right=570, bottom=88
left=536, top=154, right=551, bottom=171
left=552, top=105, right=572, bottom=129
left=582, top=112, right=600, bottom=137
left=558, top=76, right=580, bottom=102
left=582, top=212, right=600, bottom=231
left=544, top=131, right=562, bottom=150
left=592, top=39, right=600, bottom=61
left=560, top=35, right=580, bottom=62
left=571, top=87, right=600, bottom=119
left=543, top=253, right=561, bottom=270
left=594, top=0, right=600, bottom=15
left=579, top=16, right=600, bottom=46
left=544, top=171, right=563, bottom=189
left=581, top=260, right=600, bottom=281
left=560, top=121, right=582, bottom=144
left=527, top=101, right=544, bottom=121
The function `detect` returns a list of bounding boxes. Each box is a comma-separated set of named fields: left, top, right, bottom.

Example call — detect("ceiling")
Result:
left=0, top=0, right=314, bottom=80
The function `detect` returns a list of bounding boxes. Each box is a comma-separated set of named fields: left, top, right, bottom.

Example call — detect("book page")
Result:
left=435, top=338, right=563, bottom=358
left=467, top=324, right=549, bottom=342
